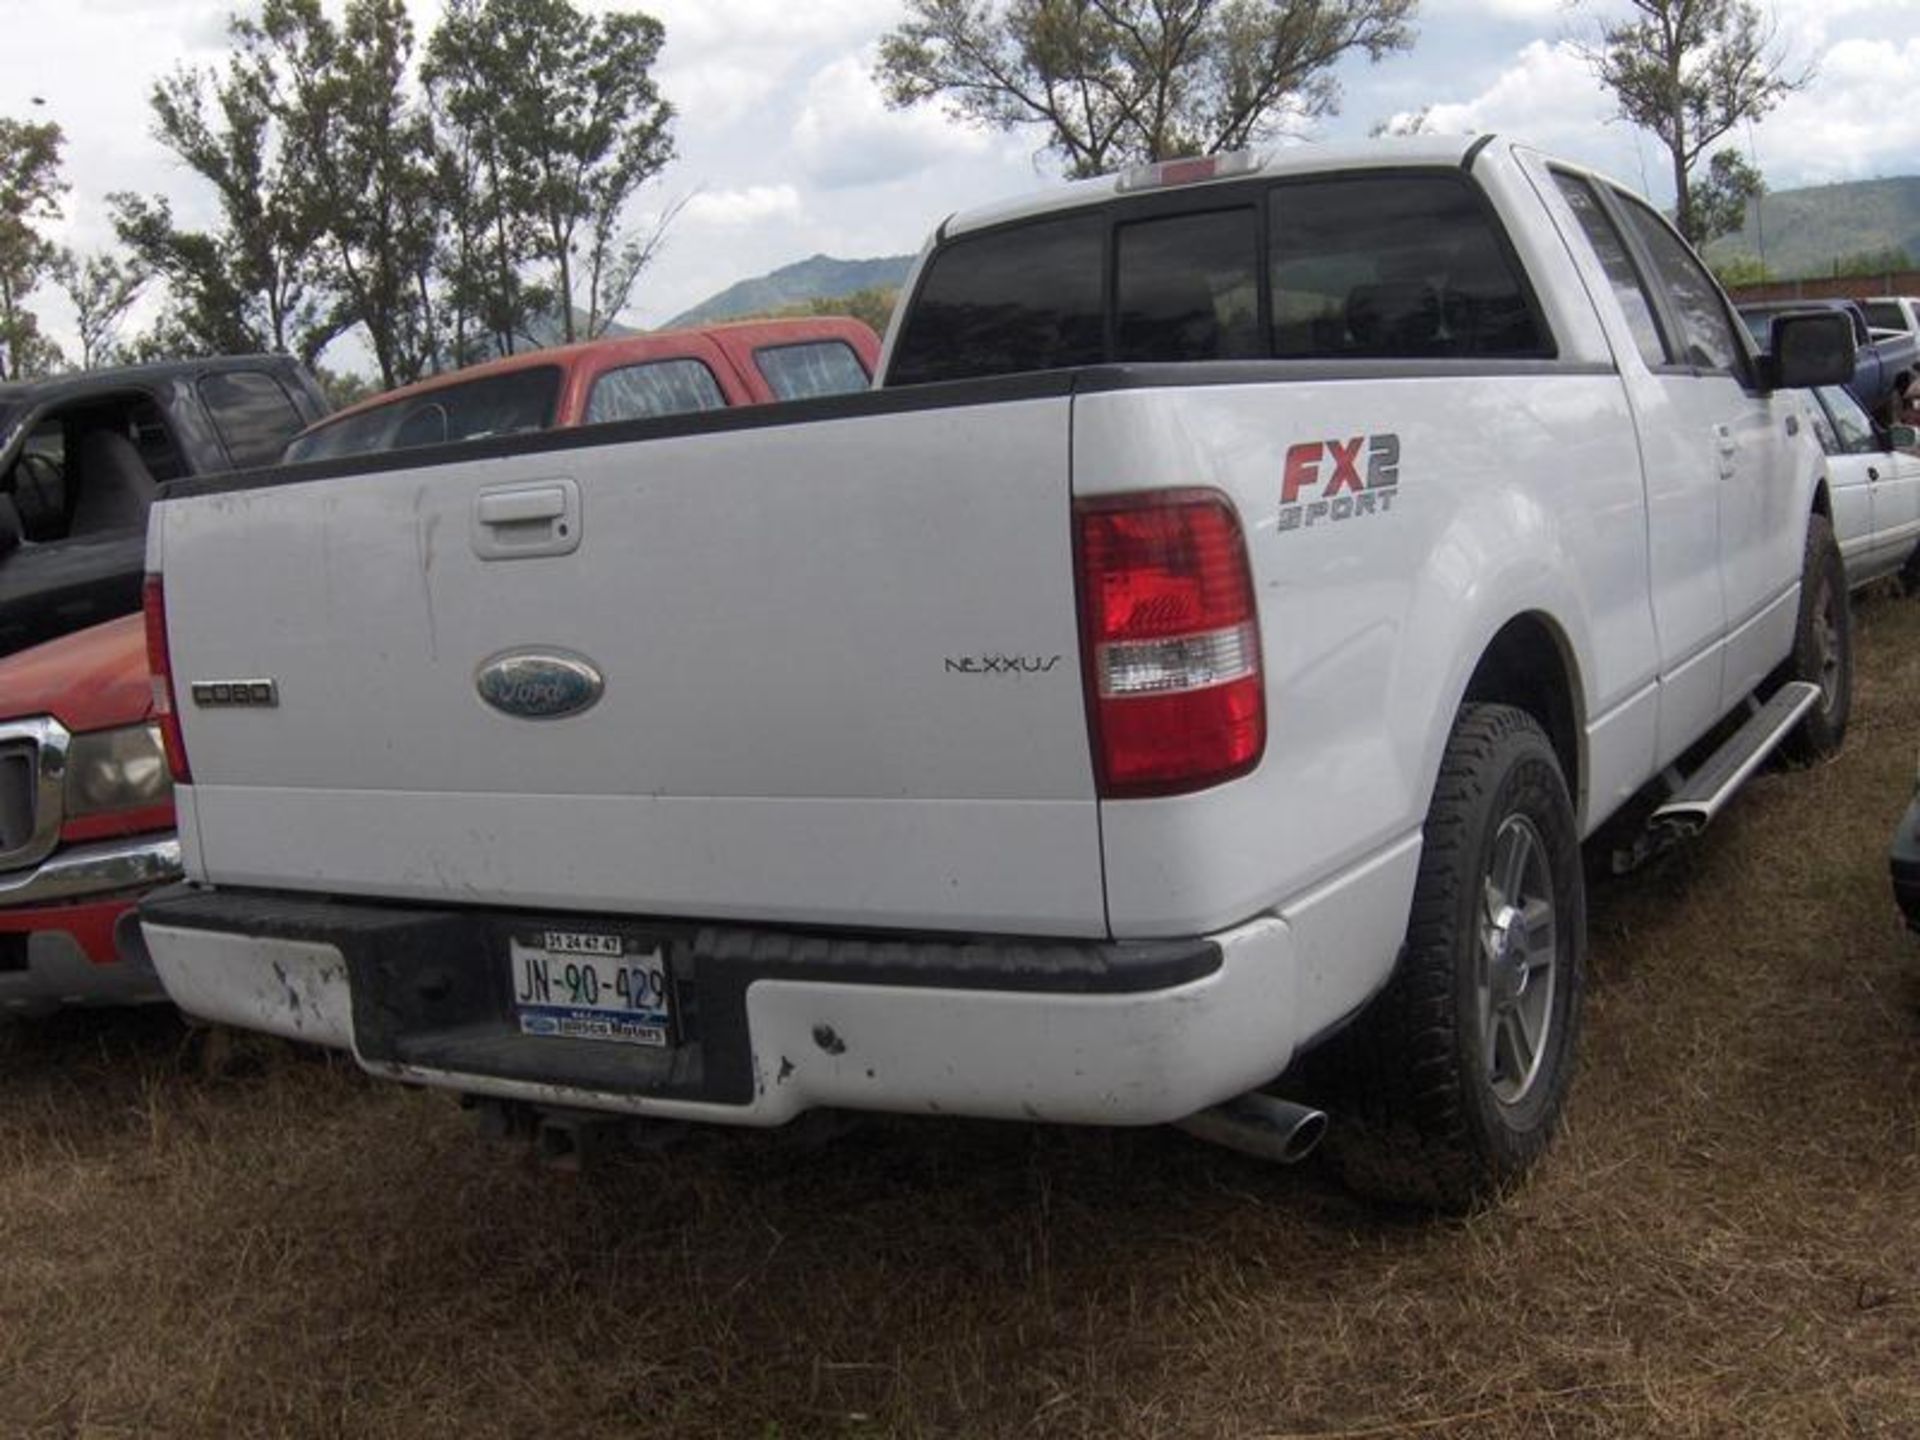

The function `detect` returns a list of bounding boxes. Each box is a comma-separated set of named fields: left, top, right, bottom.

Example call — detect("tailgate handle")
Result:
left=471, top=478, right=581, bottom=560
left=478, top=487, right=567, bottom=525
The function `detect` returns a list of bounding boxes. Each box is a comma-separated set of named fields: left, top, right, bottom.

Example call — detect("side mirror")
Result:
left=1767, top=312, right=1856, bottom=390
left=1890, top=423, right=1918, bottom=452
left=0, top=494, right=21, bottom=557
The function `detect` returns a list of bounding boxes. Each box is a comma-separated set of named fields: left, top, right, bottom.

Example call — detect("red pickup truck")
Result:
left=3, top=318, right=881, bottom=1013
left=283, top=317, right=880, bottom=463
left=1, top=614, right=177, bottom=1013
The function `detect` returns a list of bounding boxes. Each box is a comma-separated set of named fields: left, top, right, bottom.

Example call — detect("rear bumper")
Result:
left=139, top=885, right=1305, bottom=1127
left=0, top=834, right=180, bottom=1012
left=1893, top=790, right=1920, bottom=935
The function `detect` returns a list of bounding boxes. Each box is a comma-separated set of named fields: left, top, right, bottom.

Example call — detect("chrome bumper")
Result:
left=0, top=833, right=183, bottom=909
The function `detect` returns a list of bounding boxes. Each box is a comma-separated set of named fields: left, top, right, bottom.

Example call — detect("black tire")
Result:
left=1898, top=540, right=1920, bottom=598
left=1779, top=513, right=1851, bottom=763
left=1320, top=703, right=1586, bottom=1214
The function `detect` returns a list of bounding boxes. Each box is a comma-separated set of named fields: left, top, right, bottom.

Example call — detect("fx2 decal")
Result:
left=1278, top=433, right=1401, bottom=533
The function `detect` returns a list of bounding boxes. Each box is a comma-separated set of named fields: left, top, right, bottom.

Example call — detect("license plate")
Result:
left=509, top=929, right=671, bottom=1047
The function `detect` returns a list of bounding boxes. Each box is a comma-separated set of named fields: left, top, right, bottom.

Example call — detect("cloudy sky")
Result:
left=4, top=0, right=1917, bottom=364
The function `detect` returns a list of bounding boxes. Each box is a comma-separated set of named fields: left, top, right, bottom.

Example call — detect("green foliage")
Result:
left=109, top=0, right=674, bottom=382
left=237, top=0, right=442, bottom=388
left=425, top=0, right=675, bottom=350
left=0, top=115, right=68, bottom=380
left=1701, top=176, right=1920, bottom=280
left=1710, top=253, right=1771, bottom=287
left=1692, top=147, right=1764, bottom=246
left=876, top=0, right=1418, bottom=180
left=51, top=250, right=147, bottom=370
left=1582, top=0, right=1804, bottom=244
left=115, top=36, right=338, bottom=363
left=668, top=254, right=915, bottom=328
left=729, top=286, right=903, bottom=337
left=807, top=288, right=899, bottom=337
left=312, top=364, right=379, bottom=409
left=1834, top=246, right=1914, bottom=278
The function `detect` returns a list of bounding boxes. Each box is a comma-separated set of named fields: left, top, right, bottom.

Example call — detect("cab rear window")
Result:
left=586, top=359, right=727, bottom=424
left=755, top=341, right=870, bottom=400
left=1268, top=177, right=1545, bottom=359
left=888, top=215, right=1104, bottom=386
left=286, top=367, right=562, bottom=462
left=888, top=170, right=1546, bottom=385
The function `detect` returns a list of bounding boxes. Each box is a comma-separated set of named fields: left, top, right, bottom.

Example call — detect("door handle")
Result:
left=1868, top=466, right=1881, bottom=482
left=478, top=487, right=567, bottom=526
left=471, top=478, right=581, bottom=560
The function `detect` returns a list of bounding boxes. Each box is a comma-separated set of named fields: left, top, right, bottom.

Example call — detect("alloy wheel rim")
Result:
left=1476, top=813, right=1558, bottom=1106
left=1814, top=573, right=1840, bottom=714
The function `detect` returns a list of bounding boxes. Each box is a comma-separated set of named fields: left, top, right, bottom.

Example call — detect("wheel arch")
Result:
left=1809, top=476, right=1831, bottom=520
left=1458, top=612, right=1587, bottom=826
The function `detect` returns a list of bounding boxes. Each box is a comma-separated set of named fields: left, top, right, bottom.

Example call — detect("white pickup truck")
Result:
left=137, top=137, right=1856, bottom=1210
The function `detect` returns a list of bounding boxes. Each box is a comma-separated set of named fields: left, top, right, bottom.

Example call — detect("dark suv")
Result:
left=0, top=355, right=328, bottom=656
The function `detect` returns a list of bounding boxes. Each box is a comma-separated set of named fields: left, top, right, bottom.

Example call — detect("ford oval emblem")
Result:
left=475, top=649, right=604, bottom=720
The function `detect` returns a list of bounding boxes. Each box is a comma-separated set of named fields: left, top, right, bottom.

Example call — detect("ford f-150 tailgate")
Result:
left=150, top=387, right=1108, bottom=936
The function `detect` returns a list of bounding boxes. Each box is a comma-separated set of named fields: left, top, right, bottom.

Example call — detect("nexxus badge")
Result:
left=1278, top=433, right=1400, bottom=532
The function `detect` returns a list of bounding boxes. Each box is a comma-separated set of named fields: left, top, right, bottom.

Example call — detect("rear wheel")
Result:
left=1779, top=513, right=1851, bottom=762
left=1322, top=703, right=1585, bottom=1213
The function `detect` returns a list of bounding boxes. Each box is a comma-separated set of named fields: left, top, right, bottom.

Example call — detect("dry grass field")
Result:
left=2, top=592, right=1917, bottom=1440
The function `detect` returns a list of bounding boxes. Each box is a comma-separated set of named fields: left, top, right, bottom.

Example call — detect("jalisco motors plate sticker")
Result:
left=1277, top=432, right=1401, bottom=532
left=510, top=929, right=670, bottom=1047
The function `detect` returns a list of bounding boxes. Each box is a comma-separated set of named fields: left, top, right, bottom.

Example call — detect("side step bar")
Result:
left=1614, top=682, right=1821, bottom=872
left=1651, top=681, right=1821, bottom=833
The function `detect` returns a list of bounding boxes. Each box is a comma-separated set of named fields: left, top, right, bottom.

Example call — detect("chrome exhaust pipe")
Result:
left=1175, top=1092, right=1328, bottom=1165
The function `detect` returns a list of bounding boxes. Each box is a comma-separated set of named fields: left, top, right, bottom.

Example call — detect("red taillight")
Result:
left=1074, top=490, right=1264, bottom=797
left=141, top=574, right=192, bottom=784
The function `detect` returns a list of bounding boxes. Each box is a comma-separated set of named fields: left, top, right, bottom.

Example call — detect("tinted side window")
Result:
left=1117, top=208, right=1260, bottom=362
left=587, top=359, right=727, bottom=424
left=1552, top=173, right=1670, bottom=368
left=287, top=368, right=562, bottom=462
left=755, top=341, right=870, bottom=400
left=1817, top=385, right=1879, bottom=454
left=1269, top=176, right=1546, bottom=359
left=5, top=419, right=65, bottom=540
left=1862, top=301, right=1905, bottom=332
left=1618, top=199, right=1742, bottom=372
left=200, top=371, right=307, bottom=468
left=889, top=215, right=1103, bottom=385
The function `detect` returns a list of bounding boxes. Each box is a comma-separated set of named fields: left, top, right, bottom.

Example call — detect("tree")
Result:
left=117, top=44, right=339, bottom=361
left=425, top=0, right=675, bottom=347
left=1690, top=146, right=1762, bottom=246
left=240, top=0, right=442, bottom=387
left=1582, top=0, right=1806, bottom=245
left=52, top=250, right=147, bottom=370
left=875, top=0, right=1418, bottom=180
left=0, top=116, right=67, bottom=380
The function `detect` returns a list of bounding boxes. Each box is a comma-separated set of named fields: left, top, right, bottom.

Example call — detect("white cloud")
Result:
left=1744, top=38, right=1920, bottom=185
left=1401, top=39, right=1612, bottom=147
left=1423, top=0, right=1565, bottom=23
left=644, top=0, right=903, bottom=61
left=793, top=54, right=990, bottom=190
left=680, top=184, right=804, bottom=228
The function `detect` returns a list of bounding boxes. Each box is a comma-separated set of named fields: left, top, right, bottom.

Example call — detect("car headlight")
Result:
left=64, top=723, right=174, bottom=817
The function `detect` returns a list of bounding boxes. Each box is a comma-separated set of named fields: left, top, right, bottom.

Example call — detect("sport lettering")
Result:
left=1278, top=432, right=1402, bottom=533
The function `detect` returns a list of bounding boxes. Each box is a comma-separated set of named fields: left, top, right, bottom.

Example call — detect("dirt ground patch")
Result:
left=3, top=593, right=1917, bottom=1440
